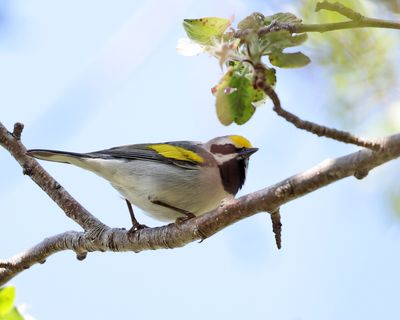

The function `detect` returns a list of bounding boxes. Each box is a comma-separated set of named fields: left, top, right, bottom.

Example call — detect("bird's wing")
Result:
left=88, top=142, right=204, bottom=169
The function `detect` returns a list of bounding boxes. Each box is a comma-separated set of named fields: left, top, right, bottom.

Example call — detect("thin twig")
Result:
left=270, top=209, right=282, bottom=249
left=295, top=19, right=400, bottom=33
left=255, top=1, right=400, bottom=36
left=297, top=1, right=400, bottom=33
left=253, top=63, right=382, bottom=151
left=12, top=122, right=24, bottom=140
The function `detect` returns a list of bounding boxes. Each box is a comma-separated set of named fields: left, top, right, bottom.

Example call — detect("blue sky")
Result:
left=1, top=1, right=400, bottom=319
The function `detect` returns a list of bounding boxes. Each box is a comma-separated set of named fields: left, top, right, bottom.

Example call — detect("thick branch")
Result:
left=1, top=121, right=400, bottom=285
left=0, top=122, right=107, bottom=231
left=0, top=231, right=85, bottom=283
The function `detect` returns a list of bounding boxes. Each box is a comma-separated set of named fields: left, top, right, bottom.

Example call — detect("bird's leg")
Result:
left=150, top=199, right=196, bottom=223
left=125, top=199, right=148, bottom=232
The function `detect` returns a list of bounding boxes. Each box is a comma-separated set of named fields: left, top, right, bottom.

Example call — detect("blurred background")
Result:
left=1, top=0, right=400, bottom=319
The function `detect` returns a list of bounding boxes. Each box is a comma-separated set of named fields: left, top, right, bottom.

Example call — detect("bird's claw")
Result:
left=128, top=223, right=149, bottom=234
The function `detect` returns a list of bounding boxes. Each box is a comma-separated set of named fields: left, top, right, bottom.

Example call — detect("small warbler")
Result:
left=27, top=135, right=258, bottom=230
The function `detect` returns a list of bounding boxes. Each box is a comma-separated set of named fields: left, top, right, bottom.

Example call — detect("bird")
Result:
left=27, top=135, right=258, bottom=230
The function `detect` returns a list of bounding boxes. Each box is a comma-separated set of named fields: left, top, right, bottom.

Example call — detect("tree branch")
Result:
left=0, top=122, right=107, bottom=232
left=295, top=18, right=400, bottom=34
left=255, top=1, right=400, bottom=35
left=300, top=0, right=400, bottom=33
left=1, top=122, right=400, bottom=285
left=252, top=63, right=382, bottom=150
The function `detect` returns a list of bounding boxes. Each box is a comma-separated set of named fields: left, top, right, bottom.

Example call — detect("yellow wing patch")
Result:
left=229, top=135, right=252, bottom=148
left=148, top=144, right=204, bottom=164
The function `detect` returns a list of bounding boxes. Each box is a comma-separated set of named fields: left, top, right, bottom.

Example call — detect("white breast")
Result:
left=81, top=158, right=231, bottom=221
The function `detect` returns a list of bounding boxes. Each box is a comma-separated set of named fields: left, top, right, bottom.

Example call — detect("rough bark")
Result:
left=1, top=121, right=400, bottom=285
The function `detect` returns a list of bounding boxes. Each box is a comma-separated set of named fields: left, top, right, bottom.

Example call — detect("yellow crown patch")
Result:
left=148, top=144, right=204, bottom=163
left=229, top=135, right=252, bottom=148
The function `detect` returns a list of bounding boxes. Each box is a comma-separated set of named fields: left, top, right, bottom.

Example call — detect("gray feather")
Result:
left=27, top=149, right=92, bottom=166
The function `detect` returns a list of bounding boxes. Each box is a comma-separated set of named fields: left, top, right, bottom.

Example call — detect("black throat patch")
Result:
left=218, top=158, right=247, bottom=195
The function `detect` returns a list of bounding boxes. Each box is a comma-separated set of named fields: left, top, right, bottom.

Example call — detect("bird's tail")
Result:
left=27, top=149, right=91, bottom=167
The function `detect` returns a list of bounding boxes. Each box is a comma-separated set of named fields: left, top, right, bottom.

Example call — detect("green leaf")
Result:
left=261, top=30, right=308, bottom=54
left=237, top=12, right=265, bottom=30
left=289, top=33, right=308, bottom=47
left=0, top=307, right=24, bottom=320
left=215, top=65, right=266, bottom=125
left=183, top=17, right=231, bottom=45
left=227, top=72, right=257, bottom=125
left=215, top=71, right=234, bottom=125
left=264, top=12, right=302, bottom=25
left=265, top=68, right=277, bottom=86
left=269, top=52, right=311, bottom=68
left=0, top=287, right=16, bottom=316
left=239, top=12, right=302, bottom=31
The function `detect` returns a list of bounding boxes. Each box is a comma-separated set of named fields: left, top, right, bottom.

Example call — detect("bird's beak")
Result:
left=238, top=147, right=258, bottom=159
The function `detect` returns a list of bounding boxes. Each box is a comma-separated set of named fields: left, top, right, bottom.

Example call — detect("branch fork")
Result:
left=2, top=120, right=400, bottom=285
left=1, top=2, right=400, bottom=285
